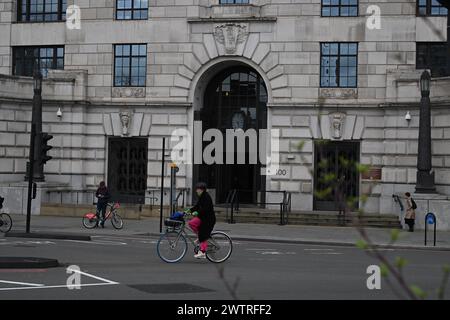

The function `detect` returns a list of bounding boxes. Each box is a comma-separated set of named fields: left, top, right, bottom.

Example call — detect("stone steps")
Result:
left=214, top=207, right=402, bottom=229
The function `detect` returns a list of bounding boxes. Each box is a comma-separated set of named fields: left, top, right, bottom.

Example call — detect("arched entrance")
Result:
left=194, top=66, right=268, bottom=204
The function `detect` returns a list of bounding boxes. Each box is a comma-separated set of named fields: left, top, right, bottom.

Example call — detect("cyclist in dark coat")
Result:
left=189, top=182, right=216, bottom=258
left=95, top=181, right=111, bottom=228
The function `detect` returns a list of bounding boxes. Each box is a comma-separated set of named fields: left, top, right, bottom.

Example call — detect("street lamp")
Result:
left=420, top=69, right=430, bottom=97
left=415, top=70, right=436, bottom=193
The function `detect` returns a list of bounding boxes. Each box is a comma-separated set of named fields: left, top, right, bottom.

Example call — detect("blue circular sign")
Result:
left=426, top=213, right=436, bottom=225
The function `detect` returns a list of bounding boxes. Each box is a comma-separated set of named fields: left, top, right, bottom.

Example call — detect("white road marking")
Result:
left=304, top=248, right=334, bottom=251
left=261, top=251, right=283, bottom=255
left=0, top=282, right=117, bottom=291
left=0, top=240, right=55, bottom=246
left=64, top=239, right=127, bottom=246
left=66, top=267, right=119, bottom=285
left=310, top=252, right=343, bottom=255
left=0, top=280, right=44, bottom=287
left=92, top=236, right=148, bottom=241
left=0, top=269, right=119, bottom=292
left=245, top=248, right=277, bottom=251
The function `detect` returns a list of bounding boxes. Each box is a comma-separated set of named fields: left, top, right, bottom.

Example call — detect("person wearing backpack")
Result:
left=404, top=192, right=416, bottom=232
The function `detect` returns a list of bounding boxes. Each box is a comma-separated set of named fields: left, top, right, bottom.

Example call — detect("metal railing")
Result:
left=392, top=194, right=405, bottom=227
left=224, top=189, right=292, bottom=225
left=225, top=189, right=239, bottom=224
left=146, top=188, right=189, bottom=211
left=45, top=189, right=97, bottom=205
left=45, top=187, right=189, bottom=209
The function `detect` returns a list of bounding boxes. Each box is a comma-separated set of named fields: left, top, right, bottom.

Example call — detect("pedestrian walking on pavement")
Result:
left=95, top=181, right=111, bottom=228
left=187, top=182, right=216, bottom=259
left=404, top=192, right=416, bottom=232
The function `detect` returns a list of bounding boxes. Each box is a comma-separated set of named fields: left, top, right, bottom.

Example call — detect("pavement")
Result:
left=3, top=214, right=450, bottom=251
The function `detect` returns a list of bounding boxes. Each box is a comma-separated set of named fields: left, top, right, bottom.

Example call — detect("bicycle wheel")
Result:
left=82, top=215, right=98, bottom=229
left=111, top=213, right=123, bottom=230
left=0, top=213, right=12, bottom=233
left=206, top=231, right=233, bottom=263
left=157, top=231, right=188, bottom=263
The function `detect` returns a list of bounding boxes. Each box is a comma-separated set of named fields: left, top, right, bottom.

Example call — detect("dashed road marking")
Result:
left=64, top=239, right=127, bottom=246
left=310, top=252, right=343, bottom=255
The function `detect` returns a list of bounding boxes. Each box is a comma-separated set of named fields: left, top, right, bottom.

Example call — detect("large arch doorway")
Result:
left=195, top=66, right=268, bottom=204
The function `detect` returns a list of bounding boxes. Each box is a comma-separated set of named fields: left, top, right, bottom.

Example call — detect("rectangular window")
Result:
left=416, top=42, right=449, bottom=77
left=18, top=0, right=67, bottom=22
left=116, top=0, right=148, bottom=20
left=13, top=46, right=64, bottom=77
left=320, top=42, right=358, bottom=88
left=417, top=0, right=448, bottom=16
left=219, top=0, right=250, bottom=4
left=321, top=0, right=358, bottom=17
left=114, top=44, right=147, bottom=87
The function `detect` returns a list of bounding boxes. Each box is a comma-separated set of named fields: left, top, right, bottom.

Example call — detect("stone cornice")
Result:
left=187, top=17, right=277, bottom=23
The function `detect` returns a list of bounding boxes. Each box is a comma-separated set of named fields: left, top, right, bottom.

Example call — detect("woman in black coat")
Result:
left=189, top=182, right=216, bottom=258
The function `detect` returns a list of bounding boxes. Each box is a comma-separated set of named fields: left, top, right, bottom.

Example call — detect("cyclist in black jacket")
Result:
left=189, top=182, right=216, bottom=259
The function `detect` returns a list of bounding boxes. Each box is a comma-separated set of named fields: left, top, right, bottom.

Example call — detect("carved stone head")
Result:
left=120, top=112, right=131, bottom=136
left=330, top=113, right=345, bottom=140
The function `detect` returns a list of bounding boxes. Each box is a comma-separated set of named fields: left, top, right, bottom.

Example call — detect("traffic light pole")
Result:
left=32, top=82, right=44, bottom=182
left=26, top=123, right=36, bottom=234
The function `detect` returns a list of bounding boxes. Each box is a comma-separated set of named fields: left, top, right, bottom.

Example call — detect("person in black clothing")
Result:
left=188, top=182, right=216, bottom=259
left=95, top=181, right=111, bottom=228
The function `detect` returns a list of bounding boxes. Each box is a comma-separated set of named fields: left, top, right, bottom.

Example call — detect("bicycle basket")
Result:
left=170, top=211, right=185, bottom=221
left=164, top=219, right=184, bottom=228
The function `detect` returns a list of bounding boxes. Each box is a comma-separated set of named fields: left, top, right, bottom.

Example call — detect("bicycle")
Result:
left=82, top=202, right=123, bottom=230
left=0, top=196, right=12, bottom=233
left=157, top=212, right=233, bottom=263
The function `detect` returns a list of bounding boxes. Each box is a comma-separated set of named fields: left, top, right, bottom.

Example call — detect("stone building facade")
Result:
left=0, top=0, right=449, bottom=229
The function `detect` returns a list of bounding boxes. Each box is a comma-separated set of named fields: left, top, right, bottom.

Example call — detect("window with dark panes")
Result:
left=18, top=0, right=67, bottom=22
left=114, top=44, right=147, bottom=87
left=417, top=0, right=448, bottom=16
left=320, top=43, right=358, bottom=88
left=116, top=0, right=148, bottom=20
left=13, top=46, right=64, bottom=77
left=219, top=0, right=250, bottom=4
left=416, top=42, right=449, bottom=77
left=322, top=0, right=358, bottom=17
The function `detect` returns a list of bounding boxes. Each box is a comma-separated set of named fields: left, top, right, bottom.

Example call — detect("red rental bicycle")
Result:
left=82, top=202, right=123, bottom=229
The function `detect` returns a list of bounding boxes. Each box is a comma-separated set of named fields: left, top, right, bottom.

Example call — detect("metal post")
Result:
left=434, top=221, right=437, bottom=246
left=425, top=212, right=437, bottom=246
left=279, top=203, right=284, bottom=226
left=169, top=163, right=179, bottom=215
left=159, top=138, right=165, bottom=233
left=26, top=123, right=36, bottom=234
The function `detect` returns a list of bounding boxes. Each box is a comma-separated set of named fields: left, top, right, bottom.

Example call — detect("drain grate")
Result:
left=129, top=283, right=214, bottom=294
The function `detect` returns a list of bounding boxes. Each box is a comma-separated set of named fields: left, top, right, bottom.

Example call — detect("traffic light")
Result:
left=39, top=132, right=53, bottom=165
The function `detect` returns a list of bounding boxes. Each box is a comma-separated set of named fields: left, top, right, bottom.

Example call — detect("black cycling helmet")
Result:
left=195, top=182, right=207, bottom=191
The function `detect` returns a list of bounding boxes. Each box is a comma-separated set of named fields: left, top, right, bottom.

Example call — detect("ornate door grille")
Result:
left=314, top=141, right=360, bottom=211
left=108, top=137, right=148, bottom=204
